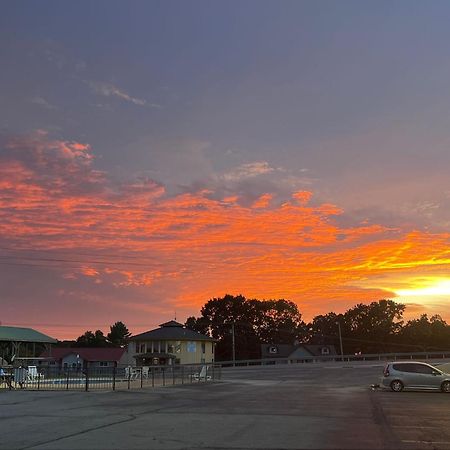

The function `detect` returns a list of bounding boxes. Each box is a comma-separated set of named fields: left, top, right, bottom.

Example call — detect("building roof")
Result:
left=41, top=347, right=126, bottom=362
left=0, top=326, right=57, bottom=344
left=131, top=321, right=214, bottom=342
left=301, top=344, right=337, bottom=356
left=260, top=344, right=295, bottom=359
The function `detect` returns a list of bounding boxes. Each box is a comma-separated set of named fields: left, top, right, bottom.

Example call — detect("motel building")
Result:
left=129, top=320, right=215, bottom=366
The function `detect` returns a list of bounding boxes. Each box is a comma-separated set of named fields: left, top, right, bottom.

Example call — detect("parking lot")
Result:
left=1, top=362, right=449, bottom=449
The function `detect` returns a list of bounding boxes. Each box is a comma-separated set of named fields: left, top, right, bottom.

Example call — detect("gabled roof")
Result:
left=302, top=344, right=337, bottom=356
left=131, top=321, right=214, bottom=342
left=0, top=326, right=57, bottom=344
left=287, top=344, right=337, bottom=359
left=260, top=344, right=295, bottom=358
left=41, top=347, right=126, bottom=362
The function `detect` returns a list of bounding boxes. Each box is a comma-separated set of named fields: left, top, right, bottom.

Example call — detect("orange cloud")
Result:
left=1, top=131, right=449, bottom=336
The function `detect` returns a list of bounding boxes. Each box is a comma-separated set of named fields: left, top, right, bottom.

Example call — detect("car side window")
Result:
left=414, top=364, right=434, bottom=374
left=393, top=363, right=416, bottom=373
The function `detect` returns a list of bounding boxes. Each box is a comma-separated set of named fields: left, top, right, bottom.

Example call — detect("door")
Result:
left=414, top=364, right=442, bottom=389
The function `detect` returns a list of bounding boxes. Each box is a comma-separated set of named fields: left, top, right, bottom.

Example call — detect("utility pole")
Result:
left=231, top=323, right=236, bottom=366
left=336, top=321, right=344, bottom=361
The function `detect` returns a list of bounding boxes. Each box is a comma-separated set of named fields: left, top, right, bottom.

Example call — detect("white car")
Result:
left=381, top=361, right=450, bottom=392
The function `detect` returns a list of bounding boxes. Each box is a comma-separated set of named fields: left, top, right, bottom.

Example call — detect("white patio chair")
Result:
left=193, top=365, right=211, bottom=381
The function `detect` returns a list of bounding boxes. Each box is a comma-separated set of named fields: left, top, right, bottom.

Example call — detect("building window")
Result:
left=201, top=342, right=206, bottom=354
left=187, top=342, right=196, bottom=353
left=167, top=343, right=174, bottom=354
left=99, top=361, right=108, bottom=367
left=138, top=342, right=146, bottom=353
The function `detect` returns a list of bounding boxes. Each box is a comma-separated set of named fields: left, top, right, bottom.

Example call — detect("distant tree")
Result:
left=107, top=321, right=132, bottom=347
left=185, top=316, right=210, bottom=336
left=76, top=330, right=108, bottom=347
left=398, top=314, right=450, bottom=351
left=309, top=300, right=406, bottom=354
left=308, top=312, right=343, bottom=347
left=343, top=299, right=405, bottom=353
left=186, top=294, right=306, bottom=361
left=255, top=299, right=307, bottom=344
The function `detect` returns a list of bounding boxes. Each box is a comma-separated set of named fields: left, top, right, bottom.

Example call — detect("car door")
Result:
left=414, top=363, right=442, bottom=389
left=393, top=363, right=421, bottom=387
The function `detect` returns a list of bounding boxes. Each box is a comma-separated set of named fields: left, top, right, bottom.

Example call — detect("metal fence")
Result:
left=218, top=350, right=450, bottom=367
left=0, top=364, right=221, bottom=391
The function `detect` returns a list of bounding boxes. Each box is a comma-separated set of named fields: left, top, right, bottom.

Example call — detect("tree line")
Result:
left=185, top=294, right=450, bottom=361
left=62, top=295, right=450, bottom=361
left=57, top=321, right=131, bottom=348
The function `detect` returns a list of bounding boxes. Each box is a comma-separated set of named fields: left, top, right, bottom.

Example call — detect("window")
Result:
left=187, top=342, right=196, bottom=353
left=201, top=342, right=206, bottom=354
left=99, top=361, right=108, bottom=367
left=167, top=343, right=174, bottom=354
left=393, top=364, right=416, bottom=373
left=321, top=347, right=330, bottom=355
left=414, top=364, right=434, bottom=375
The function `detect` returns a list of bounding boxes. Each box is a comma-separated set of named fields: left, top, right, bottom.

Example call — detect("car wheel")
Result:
left=441, top=381, right=450, bottom=393
left=390, top=380, right=404, bottom=392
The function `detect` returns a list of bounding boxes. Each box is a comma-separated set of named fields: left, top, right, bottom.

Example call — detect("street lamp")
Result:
left=231, top=323, right=236, bottom=366
left=336, top=322, right=344, bottom=362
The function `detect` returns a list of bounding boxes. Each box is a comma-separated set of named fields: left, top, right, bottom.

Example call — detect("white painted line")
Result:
left=402, top=440, right=450, bottom=445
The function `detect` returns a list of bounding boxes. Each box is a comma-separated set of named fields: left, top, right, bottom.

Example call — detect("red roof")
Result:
left=41, top=347, right=126, bottom=362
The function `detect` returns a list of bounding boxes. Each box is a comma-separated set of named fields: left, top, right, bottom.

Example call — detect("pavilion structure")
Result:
left=0, top=326, right=57, bottom=365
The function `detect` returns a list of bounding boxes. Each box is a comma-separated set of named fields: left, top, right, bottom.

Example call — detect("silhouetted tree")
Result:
left=186, top=294, right=306, bottom=360
left=309, top=300, right=406, bottom=354
left=107, top=321, right=131, bottom=347
left=398, top=314, right=450, bottom=351
left=76, top=330, right=108, bottom=347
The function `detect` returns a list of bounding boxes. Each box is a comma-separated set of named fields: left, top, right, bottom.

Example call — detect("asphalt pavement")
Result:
left=1, top=362, right=449, bottom=449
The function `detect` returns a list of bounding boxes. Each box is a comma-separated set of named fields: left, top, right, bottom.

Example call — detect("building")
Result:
left=129, top=320, right=215, bottom=366
left=261, top=343, right=337, bottom=361
left=40, top=347, right=129, bottom=369
left=0, top=326, right=57, bottom=365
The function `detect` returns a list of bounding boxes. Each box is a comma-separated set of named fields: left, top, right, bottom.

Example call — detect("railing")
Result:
left=218, top=351, right=450, bottom=368
left=0, top=364, right=222, bottom=391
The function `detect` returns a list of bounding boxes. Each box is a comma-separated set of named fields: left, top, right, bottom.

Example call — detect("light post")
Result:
left=231, top=323, right=236, bottom=367
left=336, top=322, right=344, bottom=361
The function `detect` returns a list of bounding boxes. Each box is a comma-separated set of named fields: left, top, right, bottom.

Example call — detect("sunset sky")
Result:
left=1, top=1, right=449, bottom=339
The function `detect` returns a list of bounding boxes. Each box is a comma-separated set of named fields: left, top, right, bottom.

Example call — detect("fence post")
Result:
left=152, top=367, right=154, bottom=387
left=181, top=366, right=184, bottom=385
left=85, top=367, right=89, bottom=392
left=112, top=366, right=116, bottom=391
left=140, top=368, right=143, bottom=389
left=127, top=369, right=131, bottom=390
left=172, top=367, right=175, bottom=385
left=162, top=367, right=165, bottom=386
left=212, top=364, right=215, bottom=380
left=66, top=369, right=70, bottom=390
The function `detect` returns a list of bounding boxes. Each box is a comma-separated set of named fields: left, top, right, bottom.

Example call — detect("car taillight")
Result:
left=383, top=366, right=390, bottom=377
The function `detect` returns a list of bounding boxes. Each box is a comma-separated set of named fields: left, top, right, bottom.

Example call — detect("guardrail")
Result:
left=218, top=351, right=450, bottom=368
left=0, top=364, right=222, bottom=391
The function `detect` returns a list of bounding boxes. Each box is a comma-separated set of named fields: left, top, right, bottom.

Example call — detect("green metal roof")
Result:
left=0, top=326, right=57, bottom=344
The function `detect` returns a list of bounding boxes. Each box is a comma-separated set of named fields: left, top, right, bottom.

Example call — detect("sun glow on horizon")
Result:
left=395, top=278, right=450, bottom=297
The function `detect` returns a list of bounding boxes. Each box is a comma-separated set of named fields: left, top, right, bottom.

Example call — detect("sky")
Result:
left=1, top=0, right=449, bottom=339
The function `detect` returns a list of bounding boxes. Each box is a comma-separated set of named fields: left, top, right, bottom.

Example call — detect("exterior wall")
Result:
left=129, top=339, right=214, bottom=365
left=61, top=353, right=84, bottom=368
